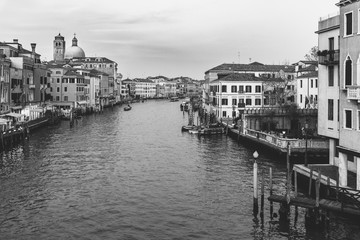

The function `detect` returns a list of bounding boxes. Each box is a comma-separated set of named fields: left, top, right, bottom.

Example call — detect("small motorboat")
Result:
left=124, top=105, right=132, bottom=111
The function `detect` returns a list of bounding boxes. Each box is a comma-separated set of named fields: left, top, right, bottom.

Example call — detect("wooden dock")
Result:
left=268, top=194, right=360, bottom=216
left=268, top=195, right=317, bottom=209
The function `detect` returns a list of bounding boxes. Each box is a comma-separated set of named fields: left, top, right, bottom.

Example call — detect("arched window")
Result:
left=345, top=56, right=352, bottom=86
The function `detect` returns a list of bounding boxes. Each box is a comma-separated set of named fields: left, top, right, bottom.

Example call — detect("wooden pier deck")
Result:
left=268, top=195, right=317, bottom=209
left=268, top=194, right=360, bottom=216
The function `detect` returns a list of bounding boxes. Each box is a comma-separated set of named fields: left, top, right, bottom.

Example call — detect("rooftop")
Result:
left=211, top=73, right=265, bottom=83
left=206, top=62, right=295, bottom=74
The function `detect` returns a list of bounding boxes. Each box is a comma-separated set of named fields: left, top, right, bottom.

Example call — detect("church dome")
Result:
left=64, top=35, right=85, bottom=59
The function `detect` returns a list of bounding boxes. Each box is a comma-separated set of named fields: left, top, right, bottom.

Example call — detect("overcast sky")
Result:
left=1, top=0, right=339, bottom=79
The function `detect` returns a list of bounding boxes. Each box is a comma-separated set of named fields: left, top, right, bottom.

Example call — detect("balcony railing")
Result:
left=318, top=49, right=339, bottom=65
left=347, top=85, right=360, bottom=101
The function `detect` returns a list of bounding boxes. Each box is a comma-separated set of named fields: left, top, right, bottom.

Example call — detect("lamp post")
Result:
left=253, top=150, right=259, bottom=216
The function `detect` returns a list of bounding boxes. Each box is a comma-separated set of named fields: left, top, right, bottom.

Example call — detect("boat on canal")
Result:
left=170, top=97, right=179, bottom=102
left=198, top=123, right=224, bottom=135
left=124, top=105, right=132, bottom=111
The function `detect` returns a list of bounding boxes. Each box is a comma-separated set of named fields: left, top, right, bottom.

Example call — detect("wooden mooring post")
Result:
left=253, top=151, right=259, bottom=217
left=260, top=169, right=265, bottom=219
left=269, top=167, right=273, bottom=219
left=253, top=159, right=258, bottom=216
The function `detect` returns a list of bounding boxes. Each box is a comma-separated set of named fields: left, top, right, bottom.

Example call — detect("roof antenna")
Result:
left=249, top=58, right=252, bottom=63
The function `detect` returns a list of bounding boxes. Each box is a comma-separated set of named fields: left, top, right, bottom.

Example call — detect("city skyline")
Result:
left=1, top=0, right=339, bottom=79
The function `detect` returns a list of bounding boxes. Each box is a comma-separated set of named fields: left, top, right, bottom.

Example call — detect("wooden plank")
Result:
left=268, top=195, right=316, bottom=209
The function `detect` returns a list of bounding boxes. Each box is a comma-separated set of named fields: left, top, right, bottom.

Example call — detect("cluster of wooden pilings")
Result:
left=252, top=144, right=360, bottom=231
left=0, top=124, right=29, bottom=151
left=252, top=162, right=329, bottom=229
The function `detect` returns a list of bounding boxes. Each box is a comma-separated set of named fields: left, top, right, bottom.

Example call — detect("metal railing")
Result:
left=318, top=50, right=339, bottom=66
left=245, top=128, right=329, bottom=150
left=325, top=185, right=360, bottom=211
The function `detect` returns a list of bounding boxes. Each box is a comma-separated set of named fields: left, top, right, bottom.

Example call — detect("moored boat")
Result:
left=124, top=105, right=132, bottom=111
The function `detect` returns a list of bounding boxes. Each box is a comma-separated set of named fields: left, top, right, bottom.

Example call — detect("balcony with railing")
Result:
left=347, top=86, right=360, bottom=102
left=318, top=49, right=339, bottom=66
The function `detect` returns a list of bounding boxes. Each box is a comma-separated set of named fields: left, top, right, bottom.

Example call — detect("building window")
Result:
left=40, top=76, right=43, bottom=84
left=328, top=66, right=334, bottom=86
left=255, top=85, right=261, bottom=93
left=300, top=80, right=303, bottom=88
left=56, top=96, right=60, bottom=101
left=222, top=111, right=227, bottom=117
left=64, top=87, right=67, bottom=92
left=311, top=79, right=313, bottom=88
left=221, top=98, right=228, bottom=105
left=57, top=78, right=60, bottom=83
left=64, top=96, right=68, bottom=101
left=315, top=79, right=318, bottom=88
left=232, top=98, right=237, bottom=105
left=245, top=86, right=252, bottom=93
left=231, top=85, right=237, bottom=93
left=345, top=56, right=352, bottom=86
left=221, top=85, right=227, bottom=93
left=345, top=12, right=353, bottom=36
left=246, top=98, right=252, bottom=105
left=255, top=98, right=261, bottom=105
left=239, top=85, right=244, bottom=93
left=57, top=87, right=60, bottom=92
left=358, top=110, right=360, bottom=131
left=328, top=99, right=334, bottom=121
left=345, top=109, right=352, bottom=129
left=300, top=94, right=302, bottom=103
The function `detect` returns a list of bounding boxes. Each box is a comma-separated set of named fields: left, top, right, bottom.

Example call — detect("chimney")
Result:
left=31, top=43, right=36, bottom=53
left=31, top=43, right=36, bottom=60
left=13, top=39, right=18, bottom=43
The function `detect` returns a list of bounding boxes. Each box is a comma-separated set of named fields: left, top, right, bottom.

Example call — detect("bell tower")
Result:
left=53, top=33, right=65, bottom=62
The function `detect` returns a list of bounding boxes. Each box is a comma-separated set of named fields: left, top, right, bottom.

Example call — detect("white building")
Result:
left=296, top=71, right=318, bottom=109
left=134, top=79, right=156, bottom=99
left=209, top=73, right=265, bottom=119
left=203, top=62, right=296, bottom=112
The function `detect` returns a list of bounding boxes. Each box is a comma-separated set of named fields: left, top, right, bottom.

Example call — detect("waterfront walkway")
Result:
left=224, top=123, right=329, bottom=159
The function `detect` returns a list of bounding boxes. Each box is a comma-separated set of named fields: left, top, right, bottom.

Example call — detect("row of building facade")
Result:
left=121, top=76, right=202, bottom=99
left=202, top=0, right=360, bottom=190
left=0, top=34, right=203, bottom=116
left=203, top=61, right=319, bottom=120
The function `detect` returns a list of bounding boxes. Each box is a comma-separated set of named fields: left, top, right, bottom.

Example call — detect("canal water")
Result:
left=0, top=100, right=359, bottom=240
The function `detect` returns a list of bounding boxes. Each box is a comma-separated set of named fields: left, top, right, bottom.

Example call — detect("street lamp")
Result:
left=253, top=150, right=259, bottom=163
